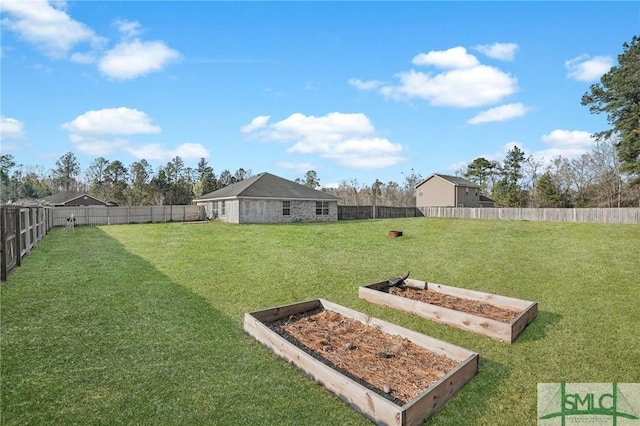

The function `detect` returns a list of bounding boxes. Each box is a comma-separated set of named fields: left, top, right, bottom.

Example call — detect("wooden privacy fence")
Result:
left=419, top=207, right=640, bottom=224
left=338, top=205, right=423, bottom=220
left=51, top=205, right=206, bottom=227
left=1, top=206, right=53, bottom=282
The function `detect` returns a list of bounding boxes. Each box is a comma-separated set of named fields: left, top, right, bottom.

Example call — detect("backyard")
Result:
left=1, top=218, right=639, bottom=425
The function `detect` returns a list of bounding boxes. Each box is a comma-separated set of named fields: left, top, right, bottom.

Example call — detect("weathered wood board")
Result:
left=359, top=279, right=538, bottom=344
left=244, top=299, right=479, bottom=426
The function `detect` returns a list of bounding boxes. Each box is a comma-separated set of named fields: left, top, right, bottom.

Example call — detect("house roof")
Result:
left=195, top=172, right=340, bottom=201
left=42, top=191, right=107, bottom=205
left=416, top=173, right=480, bottom=188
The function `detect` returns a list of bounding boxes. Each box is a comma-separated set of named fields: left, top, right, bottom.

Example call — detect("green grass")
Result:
left=2, top=218, right=639, bottom=425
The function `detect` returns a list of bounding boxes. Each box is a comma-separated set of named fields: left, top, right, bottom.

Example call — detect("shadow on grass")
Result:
left=0, top=227, right=369, bottom=426
left=427, top=357, right=511, bottom=425
left=514, top=310, right=563, bottom=344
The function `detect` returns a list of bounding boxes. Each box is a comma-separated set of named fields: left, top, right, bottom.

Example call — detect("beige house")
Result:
left=194, top=172, right=340, bottom=224
left=416, top=174, right=493, bottom=208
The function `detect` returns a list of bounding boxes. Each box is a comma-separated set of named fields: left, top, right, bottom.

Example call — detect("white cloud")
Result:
left=451, top=130, right=596, bottom=172
left=474, top=43, right=519, bottom=61
left=306, top=137, right=404, bottom=169
left=124, top=142, right=209, bottom=161
left=541, top=129, right=594, bottom=147
left=270, top=112, right=375, bottom=141
left=1, top=2, right=180, bottom=81
left=69, top=136, right=129, bottom=157
left=348, top=78, right=384, bottom=91
left=491, top=141, right=526, bottom=163
left=448, top=141, right=524, bottom=173
left=381, top=65, right=518, bottom=108
left=356, top=46, right=518, bottom=108
left=114, top=19, right=142, bottom=39
left=0, top=0, right=106, bottom=57
left=69, top=52, right=97, bottom=64
left=0, top=116, right=26, bottom=140
left=61, top=107, right=207, bottom=161
left=98, top=39, right=181, bottom=80
left=412, top=46, right=479, bottom=69
left=467, top=103, right=531, bottom=124
left=242, top=112, right=406, bottom=169
left=240, top=115, right=270, bottom=133
left=276, top=161, right=318, bottom=174
left=565, top=54, right=613, bottom=82
left=538, top=129, right=595, bottom=159
left=61, top=107, right=161, bottom=136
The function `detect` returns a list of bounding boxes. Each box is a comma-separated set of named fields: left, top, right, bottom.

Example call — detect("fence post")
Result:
left=1, top=207, right=6, bottom=282
left=15, top=208, right=22, bottom=267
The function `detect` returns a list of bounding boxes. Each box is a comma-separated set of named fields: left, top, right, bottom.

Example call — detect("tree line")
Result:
left=0, top=153, right=252, bottom=206
left=0, top=151, right=425, bottom=207
left=0, top=138, right=637, bottom=208
left=459, top=137, right=638, bottom=208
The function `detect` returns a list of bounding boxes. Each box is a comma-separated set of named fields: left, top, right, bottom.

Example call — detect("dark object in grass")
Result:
left=387, top=271, right=410, bottom=288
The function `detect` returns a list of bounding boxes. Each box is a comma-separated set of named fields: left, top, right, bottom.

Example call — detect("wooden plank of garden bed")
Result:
left=244, top=299, right=479, bottom=426
left=406, top=279, right=534, bottom=311
left=359, top=280, right=537, bottom=343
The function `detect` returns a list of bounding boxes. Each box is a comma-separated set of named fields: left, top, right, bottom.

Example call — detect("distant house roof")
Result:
left=194, top=172, right=340, bottom=201
left=479, top=194, right=494, bottom=202
left=43, top=191, right=108, bottom=206
left=416, top=173, right=480, bottom=188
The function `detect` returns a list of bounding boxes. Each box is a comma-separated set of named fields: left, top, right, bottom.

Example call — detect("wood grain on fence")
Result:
left=1, top=206, right=52, bottom=282
left=51, top=205, right=205, bottom=226
left=418, top=207, right=640, bottom=224
left=338, top=205, right=422, bottom=220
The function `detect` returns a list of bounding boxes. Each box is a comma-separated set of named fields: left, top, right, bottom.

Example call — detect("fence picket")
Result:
left=417, top=207, right=640, bottom=224
left=0, top=205, right=205, bottom=281
left=1, top=206, right=52, bottom=282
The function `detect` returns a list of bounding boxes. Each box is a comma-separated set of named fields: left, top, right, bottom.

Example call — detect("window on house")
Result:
left=221, top=201, right=226, bottom=216
left=283, top=201, right=291, bottom=216
left=316, top=201, right=329, bottom=215
left=465, top=187, right=469, bottom=195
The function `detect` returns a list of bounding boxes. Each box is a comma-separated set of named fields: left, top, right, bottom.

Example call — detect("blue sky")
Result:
left=1, top=1, right=638, bottom=187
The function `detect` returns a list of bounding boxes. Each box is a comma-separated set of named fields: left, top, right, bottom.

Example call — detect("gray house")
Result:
left=415, top=174, right=493, bottom=207
left=194, top=172, right=340, bottom=224
left=43, top=191, right=109, bottom=207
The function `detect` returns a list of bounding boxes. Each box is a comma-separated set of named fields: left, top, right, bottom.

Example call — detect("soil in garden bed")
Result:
left=388, top=286, right=521, bottom=323
left=268, top=308, right=459, bottom=405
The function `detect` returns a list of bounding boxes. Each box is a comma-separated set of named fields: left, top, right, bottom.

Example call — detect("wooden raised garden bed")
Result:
left=244, top=299, right=478, bottom=426
left=359, top=279, right=538, bottom=344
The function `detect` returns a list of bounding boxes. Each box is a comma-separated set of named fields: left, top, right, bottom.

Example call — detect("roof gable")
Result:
left=416, top=173, right=479, bottom=188
left=195, top=172, right=340, bottom=201
left=43, top=191, right=107, bottom=205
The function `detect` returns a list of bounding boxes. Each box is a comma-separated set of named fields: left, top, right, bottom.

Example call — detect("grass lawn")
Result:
left=2, top=218, right=639, bottom=425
